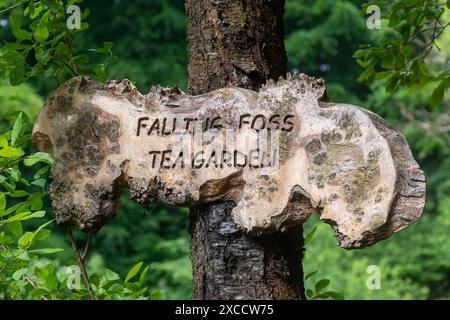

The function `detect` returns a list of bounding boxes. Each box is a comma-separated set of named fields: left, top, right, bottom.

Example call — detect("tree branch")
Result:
left=67, top=228, right=96, bottom=300
left=82, top=232, right=92, bottom=261
left=0, top=1, right=41, bottom=14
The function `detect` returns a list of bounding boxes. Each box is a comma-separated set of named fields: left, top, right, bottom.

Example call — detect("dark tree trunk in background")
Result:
left=186, top=0, right=305, bottom=300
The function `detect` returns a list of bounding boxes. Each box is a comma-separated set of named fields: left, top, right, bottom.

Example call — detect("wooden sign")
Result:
left=32, top=74, right=426, bottom=248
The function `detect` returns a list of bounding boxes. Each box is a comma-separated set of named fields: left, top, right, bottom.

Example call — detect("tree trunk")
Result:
left=186, top=0, right=305, bottom=300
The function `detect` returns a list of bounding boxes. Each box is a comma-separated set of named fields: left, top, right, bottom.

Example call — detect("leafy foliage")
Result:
left=0, top=0, right=116, bottom=86
left=81, top=0, right=188, bottom=92
left=303, top=226, right=345, bottom=300
left=0, top=79, right=42, bottom=131
left=0, top=0, right=449, bottom=300
left=0, top=114, right=159, bottom=299
left=285, top=0, right=449, bottom=300
left=353, top=0, right=450, bottom=107
left=285, top=0, right=372, bottom=104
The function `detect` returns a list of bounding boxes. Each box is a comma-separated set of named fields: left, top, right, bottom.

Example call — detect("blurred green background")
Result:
left=1, top=0, right=449, bottom=299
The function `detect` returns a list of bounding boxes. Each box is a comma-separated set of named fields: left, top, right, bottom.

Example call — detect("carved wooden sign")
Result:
left=32, top=74, right=426, bottom=248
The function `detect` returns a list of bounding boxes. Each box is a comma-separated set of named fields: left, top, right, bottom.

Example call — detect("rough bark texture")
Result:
left=186, top=0, right=287, bottom=95
left=190, top=202, right=304, bottom=300
left=186, top=0, right=305, bottom=300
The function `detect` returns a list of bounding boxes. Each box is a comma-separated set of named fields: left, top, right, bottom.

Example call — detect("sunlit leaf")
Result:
left=315, top=279, right=330, bottom=293
left=125, top=261, right=144, bottom=283
left=29, top=248, right=63, bottom=255
left=11, top=112, right=22, bottom=147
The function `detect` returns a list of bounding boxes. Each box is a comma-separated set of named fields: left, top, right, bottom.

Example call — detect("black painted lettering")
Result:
left=210, top=117, right=222, bottom=130
left=148, top=151, right=161, bottom=168
left=222, top=150, right=233, bottom=168
left=234, top=150, right=247, bottom=168
left=239, top=114, right=251, bottom=129
left=184, top=118, right=194, bottom=132
left=137, top=117, right=149, bottom=136
left=192, top=151, right=204, bottom=169
left=269, top=114, right=281, bottom=130
left=205, top=150, right=218, bottom=168
left=249, top=148, right=260, bottom=169
left=161, top=150, right=172, bottom=169
left=148, top=119, right=161, bottom=135
left=283, top=115, right=295, bottom=132
left=251, top=114, right=266, bottom=130
left=172, top=151, right=185, bottom=169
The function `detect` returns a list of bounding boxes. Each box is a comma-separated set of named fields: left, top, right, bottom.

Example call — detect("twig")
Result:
left=49, top=54, right=78, bottom=77
left=64, top=37, right=79, bottom=75
left=24, top=275, right=48, bottom=300
left=67, top=228, right=96, bottom=300
left=0, top=248, right=27, bottom=274
left=82, top=233, right=92, bottom=261
left=0, top=156, right=27, bottom=172
left=0, top=1, right=26, bottom=14
left=0, top=1, right=42, bottom=14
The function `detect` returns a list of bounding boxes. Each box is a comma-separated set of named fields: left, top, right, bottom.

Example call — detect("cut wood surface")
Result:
left=32, top=74, right=426, bottom=248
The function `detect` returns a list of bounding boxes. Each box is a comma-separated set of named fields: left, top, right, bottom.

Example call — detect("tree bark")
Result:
left=186, top=0, right=305, bottom=300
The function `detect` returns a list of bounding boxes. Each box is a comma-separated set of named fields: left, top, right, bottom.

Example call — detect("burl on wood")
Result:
left=32, top=74, right=426, bottom=248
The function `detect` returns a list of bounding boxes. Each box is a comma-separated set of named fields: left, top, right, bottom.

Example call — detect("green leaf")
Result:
left=33, top=228, right=51, bottom=241
left=324, top=291, right=345, bottom=300
left=305, top=270, right=319, bottom=281
left=27, top=2, right=44, bottom=19
left=24, top=152, right=53, bottom=166
left=1, top=180, right=16, bottom=193
left=4, top=211, right=30, bottom=223
left=375, top=71, right=391, bottom=81
left=34, top=165, right=50, bottom=180
left=18, top=231, right=34, bottom=248
left=33, top=218, right=53, bottom=233
left=7, top=221, right=23, bottom=237
left=304, top=226, right=317, bottom=245
left=26, top=210, right=46, bottom=219
left=34, top=263, right=53, bottom=279
left=31, top=178, right=47, bottom=190
left=19, top=178, right=31, bottom=187
left=3, top=210, right=45, bottom=223
left=3, top=202, right=27, bottom=217
left=311, top=292, right=331, bottom=300
left=29, top=248, right=63, bottom=255
left=305, top=289, right=314, bottom=299
left=352, top=49, right=366, bottom=59
left=386, top=74, right=400, bottom=92
left=34, top=25, right=49, bottom=42
left=29, top=193, right=44, bottom=210
left=9, top=10, right=32, bottom=40
left=9, top=165, right=20, bottom=182
left=315, top=279, right=330, bottom=293
left=125, top=261, right=144, bottom=283
left=18, top=219, right=53, bottom=249
left=9, top=190, right=29, bottom=198
left=394, top=51, right=405, bottom=69
left=381, top=54, right=395, bottom=69
left=0, top=145, right=22, bottom=158
left=430, top=81, right=447, bottom=109
left=358, top=65, right=375, bottom=82
left=0, top=193, right=5, bottom=215
left=11, top=113, right=23, bottom=147
left=0, top=136, right=7, bottom=147
left=104, top=269, right=120, bottom=282
left=150, top=289, right=162, bottom=300
left=138, top=265, right=150, bottom=285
